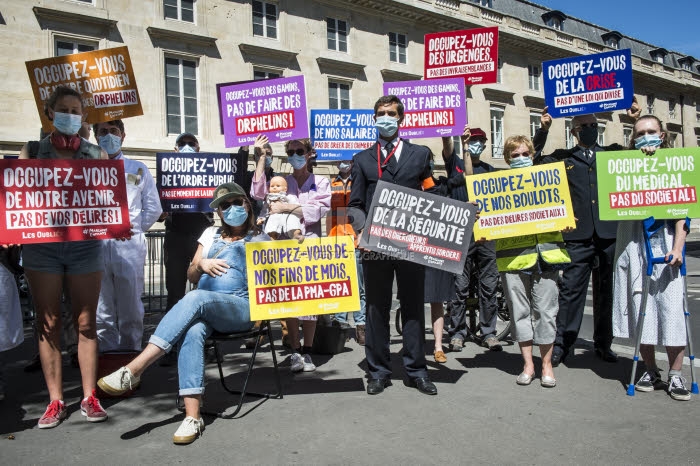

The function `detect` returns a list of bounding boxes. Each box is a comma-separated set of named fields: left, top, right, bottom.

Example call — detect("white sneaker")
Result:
left=97, top=366, right=140, bottom=396
left=290, top=353, right=304, bottom=373
left=172, top=416, right=204, bottom=444
left=302, top=354, right=316, bottom=372
left=668, top=375, right=691, bottom=401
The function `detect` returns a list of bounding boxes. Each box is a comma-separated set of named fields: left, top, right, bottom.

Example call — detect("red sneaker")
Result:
left=81, top=390, right=108, bottom=422
left=38, top=400, right=67, bottom=429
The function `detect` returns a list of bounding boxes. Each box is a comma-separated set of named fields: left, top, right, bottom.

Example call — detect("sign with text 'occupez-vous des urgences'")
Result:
left=424, top=26, right=499, bottom=85
left=218, top=75, right=308, bottom=147
left=597, top=148, right=700, bottom=220
left=543, top=48, right=633, bottom=118
left=310, top=109, right=376, bottom=162
left=383, top=77, right=467, bottom=139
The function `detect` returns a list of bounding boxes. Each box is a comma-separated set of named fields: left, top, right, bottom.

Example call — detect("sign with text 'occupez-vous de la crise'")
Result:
left=218, top=75, right=309, bottom=147
left=383, top=77, right=467, bottom=139
left=596, top=148, right=700, bottom=220
left=1, top=159, right=130, bottom=244
left=310, top=109, right=376, bottom=162
left=424, top=26, right=499, bottom=85
left=543, top=48, right=633, bottom=118
left=156, top=152, right=247, bottom=213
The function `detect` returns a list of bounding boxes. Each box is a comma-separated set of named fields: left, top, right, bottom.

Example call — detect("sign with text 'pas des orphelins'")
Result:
left=424, top=26, right=499, bottom=85
left=466, top=163, right=576, bottom=240
left=25, top=47, right=143, bottom=133
left=383, top=77, right=467, bottom=140
left=246, top=236, right=360, bottom=320
left=310, top=109, right=376, bottom=162
left=596, top=148, right=700, bottom=220
left=359, top=181, right=476, bottom=274
left=0, top=159, right=130, bottom=244
left=156, top=152, right=247, bottom=213
left=543, top=48, right=633, bottom=118
left=218, top=75, right=309, bottom=147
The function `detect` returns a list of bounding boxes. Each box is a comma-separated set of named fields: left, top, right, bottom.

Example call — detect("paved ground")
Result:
left=2, top=243, right=700, bottom=464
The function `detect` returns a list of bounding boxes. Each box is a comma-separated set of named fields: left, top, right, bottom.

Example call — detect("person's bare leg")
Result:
left=640, top=344, right=657, bottom=371
left=302, top=320, right=316, bottom=348
left=539, top=343, right=554, bottom=379
left=430, top=303, right=444, bottom=352
left=183, top=395, right=202, bottom=419
left=67, top=271, right=102, bottom=398
left=27, top=270, right=64, bottom=401
left=667, top=346, right=686, bottom=372
left=125, top=343, right=166, bottom=377
left=519, top=340, right=535, bottom=376
left=286, top=318, right=300, bottom=350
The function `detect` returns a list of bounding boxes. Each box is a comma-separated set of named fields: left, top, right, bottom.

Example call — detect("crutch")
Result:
left=627, top=217, right=675, bottom=396
left=680, top=218, right=699, bottom=394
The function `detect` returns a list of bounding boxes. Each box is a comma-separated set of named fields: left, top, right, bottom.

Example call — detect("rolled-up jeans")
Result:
left=333, top=249, right=366, bottom=325
left=149, top=289, right=254, bottom=396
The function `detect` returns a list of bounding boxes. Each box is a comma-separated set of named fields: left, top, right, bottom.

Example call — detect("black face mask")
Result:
left=578, top=126, right=598, bottom=147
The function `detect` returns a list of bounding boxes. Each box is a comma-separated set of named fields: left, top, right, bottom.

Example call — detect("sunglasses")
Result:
left=510, top=151, right=530, bottom=158
left=219, top=198, right=245, bottom=209
left=286, top=148, right=306, bottom=157
left=178, top=140, right=197, bottom=148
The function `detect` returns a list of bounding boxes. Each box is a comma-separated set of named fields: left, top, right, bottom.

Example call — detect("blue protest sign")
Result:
left=310, top=109, right=376, bottom=162
left=156, top=152, right=247, bottom=213
left=543, top=49, right=633, bottom=118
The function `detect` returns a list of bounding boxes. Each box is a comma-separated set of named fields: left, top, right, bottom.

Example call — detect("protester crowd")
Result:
left=0, top=84, right=693, bottom=446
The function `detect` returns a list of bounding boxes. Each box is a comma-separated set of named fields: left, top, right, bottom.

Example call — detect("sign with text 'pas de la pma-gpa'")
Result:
left=543, top=48, right=633, bottom=118
left=310, top=109, right=376, bottom=162
left=597, top=148, right=700, bottom=220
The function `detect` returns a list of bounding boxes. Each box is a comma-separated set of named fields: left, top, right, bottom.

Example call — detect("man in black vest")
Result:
left=535, top=113, right=621, bottom=366
left=348, top=95, right=438, bottom=396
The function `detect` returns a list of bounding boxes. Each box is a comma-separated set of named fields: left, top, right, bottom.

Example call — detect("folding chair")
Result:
left=177, top=320, right=283, bottom=417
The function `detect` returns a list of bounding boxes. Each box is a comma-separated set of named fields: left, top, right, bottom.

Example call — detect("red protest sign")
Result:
left=424, top=26, right=499, bottom=85
left=1, top=159, right=130, bottom=244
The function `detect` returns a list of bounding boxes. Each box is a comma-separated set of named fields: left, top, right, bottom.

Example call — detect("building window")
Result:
left=165, top=57, right=198, bottom=135
left=164, top=0, right=194, bottom=22
left=471, top=0, right=493, bottom=6
left=669, top=133, right=678, bottom=148
left=668, top=99, right=676, bottom=119
left=681, top=61, right=692, bottom=71
left=253, top=69, right=280, bottom=80
left=623, top=126, right=633, bottom=148
left=490, top=106, right=504, bottom=158
left=647, top=94, right=655, bottom=114
left=55, top=39, right=96, bottom=56
left=253, top=1, right=277, bottom=39
left=605, top=37, right=619, bottom=49
left=496, top=57, right=503, bottom=84
left=452, top=136, right=463, bottom=157
left=546, top=17, right=563, bottom=30
left=389, top=32, right=407, bottom=64
left=565, top=118, right=575, bottom=149
left=327, top=18, right=348, bottom=52
left=696, top=103, right=700, bottom=122
left=328, top=81, right=350, bottom=109
left=597, top=125, right=605, bottom=146
left=529, top=112, right=541, bottom=139
left=528, top=65, right=540, bottom=91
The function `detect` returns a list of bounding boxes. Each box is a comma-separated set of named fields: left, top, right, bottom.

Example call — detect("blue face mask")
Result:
left=265, top=156, right=273, bottom=168
left=98, top=134, right=122, bottom=155
left=289, top=154, right=307, bottom=170
left=375, top=116, right=399, bottom=138
left=178, top=144, right=196, bottom=153
left=338, top=162, right=351, bottom=174
left=467, top=141, right=486, bottom=157
left=222, top=205, right=248, bottom=227
left=53, top=112, right=83, bottom=136
left=634, top=134, right=663, bottom=149
left=510, top=156, right=533, bottom=169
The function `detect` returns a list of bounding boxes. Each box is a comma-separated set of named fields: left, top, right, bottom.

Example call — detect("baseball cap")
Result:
left=209, top=182, right=247, bottom=208
left=176, top=132, right=198, bottom=145
left=470, top=128, right=488, bottom=140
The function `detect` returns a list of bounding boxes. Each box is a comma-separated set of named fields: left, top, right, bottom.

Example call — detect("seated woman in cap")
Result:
left=98, top=182, right=267, bottom=445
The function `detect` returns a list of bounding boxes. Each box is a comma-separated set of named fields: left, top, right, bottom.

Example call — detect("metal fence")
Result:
left=144, top=231, right=167, bottom=313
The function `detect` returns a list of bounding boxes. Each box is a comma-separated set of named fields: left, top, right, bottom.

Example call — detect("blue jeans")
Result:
left=334, top=250, right=366, bottom=325
left=149, top=289, right=253, bottom=396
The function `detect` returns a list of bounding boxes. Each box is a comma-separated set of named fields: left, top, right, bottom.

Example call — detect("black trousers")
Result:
left=449, top=241, right=499, bottom=340
left=555, top=236, right=616, bottom=353
left=163, top=229, right=200, bottom=311
left=363, top=255, right=427, bottom=380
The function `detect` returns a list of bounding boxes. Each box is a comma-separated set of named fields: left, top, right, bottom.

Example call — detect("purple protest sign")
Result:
left=218, top=75, right=309, bottom=147
left=383, top=77, right=466, bottom=139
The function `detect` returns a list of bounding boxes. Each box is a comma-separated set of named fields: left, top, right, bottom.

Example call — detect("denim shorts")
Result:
left=22, top=240, right=104, bottom=275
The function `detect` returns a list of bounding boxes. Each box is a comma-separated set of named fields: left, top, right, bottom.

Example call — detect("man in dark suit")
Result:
left=348, top=95, right=438, bottom=396
left=535, top=113, right=621, bottom=366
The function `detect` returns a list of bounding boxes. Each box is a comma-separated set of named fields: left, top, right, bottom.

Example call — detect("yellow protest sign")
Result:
left=246, top=236, right=360, bottom=320
left=25, top=46, right=143, bottom=133
left=466, top=162, right=575, bottom=240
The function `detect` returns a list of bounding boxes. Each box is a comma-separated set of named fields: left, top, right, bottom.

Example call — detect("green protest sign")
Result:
left=597, top=147, right=699, bottom=220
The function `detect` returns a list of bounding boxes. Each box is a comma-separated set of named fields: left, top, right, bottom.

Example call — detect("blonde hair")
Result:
left=503, top=135, right=534, bottom=164
left=284, top=138, right=313, bottom=154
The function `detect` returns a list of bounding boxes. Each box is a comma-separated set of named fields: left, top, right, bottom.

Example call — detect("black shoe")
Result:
left=594, top=346, right=618, bottom=363
left=407, top=377, right=438, bottom=395
left=367, top=378, right=391, bottom=395
left=551, top=347, right=566, bottom=367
